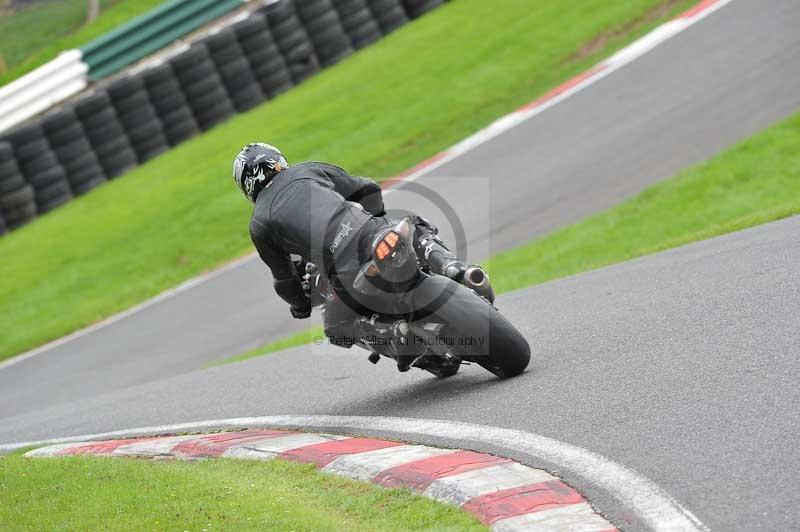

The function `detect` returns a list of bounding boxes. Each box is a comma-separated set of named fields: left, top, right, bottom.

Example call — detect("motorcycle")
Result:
left=300, top=217, right=531, bottom=379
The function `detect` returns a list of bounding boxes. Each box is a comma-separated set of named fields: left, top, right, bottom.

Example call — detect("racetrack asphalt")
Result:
left=2, top=0, right=798, bottom=418
left=1, top=1, right=800, bottom=528
left=4, top=214, right=799, bottom=531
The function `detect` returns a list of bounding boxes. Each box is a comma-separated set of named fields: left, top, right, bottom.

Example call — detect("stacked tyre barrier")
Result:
left=205, top=29, right=265, bottom=113
left=3, top=123, right=73, bottom=214
left=367, top=0, right=409, bottom=34
left=401, top=0, right=443, bottom=18
left=75, top=92, right=138, bottom=179
left=0, top=142, right=37, bottom=230
left=42, top=107, right=106, bottom=196
left=263, top=0, right=321, bottom=82
left=333, top=0, right=384, bottom=50
left=295, top=0, right=353, bottom=68
left=108, top=76, right=169, bottom=164
left=142, top=64, right=200, bottom=147
left=0, top=0, right=448, bottom=236
left=170, top=43, right=237, bottom=132
left=232, top=13, right=294, bottom=99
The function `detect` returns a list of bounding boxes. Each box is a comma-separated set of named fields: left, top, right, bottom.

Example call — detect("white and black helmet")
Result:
left=233, top=143, right=288, bottom=203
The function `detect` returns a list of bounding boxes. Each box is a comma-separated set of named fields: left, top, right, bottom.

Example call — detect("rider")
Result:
left=233, top=142, right=494, bottom=369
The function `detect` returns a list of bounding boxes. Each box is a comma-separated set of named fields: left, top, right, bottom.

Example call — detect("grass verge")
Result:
left=0, top=0, right=165, bottom=86
left=217, top=111, right=800, bottom=363
left=0, top=0, right=698, bottom=362
left=0, top=453, right=484, bottom=531
left=486, top=112, right=800, bottom=292
left=208, top=326, right=325, bottom=366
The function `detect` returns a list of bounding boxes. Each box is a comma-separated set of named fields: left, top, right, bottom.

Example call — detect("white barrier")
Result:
left=0, top=0, right=270, bottom=135
left=0, top=50, right=89, bottom=134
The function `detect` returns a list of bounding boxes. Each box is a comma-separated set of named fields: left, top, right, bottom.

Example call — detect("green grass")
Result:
left=0, top=0, right=165, bottom=86
left=217, top=111, right=800, bottom=363
left=209, top=326, right=325, bottom=366
left=486, top=112, right=800, bottom=293
left=0, top=453, right=485, bottom=531
left=0, top=0, right=699, bottom=362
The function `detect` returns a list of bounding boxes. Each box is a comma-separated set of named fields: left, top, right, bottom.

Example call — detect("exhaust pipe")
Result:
left=463, top=266, right=495, bottom=303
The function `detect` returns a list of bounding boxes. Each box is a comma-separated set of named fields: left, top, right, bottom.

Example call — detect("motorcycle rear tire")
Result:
left=409, top=276, right=530, bottom=378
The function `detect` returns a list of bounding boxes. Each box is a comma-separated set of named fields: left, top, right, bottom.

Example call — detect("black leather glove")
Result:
left=290, top=300, right=312, bottom=319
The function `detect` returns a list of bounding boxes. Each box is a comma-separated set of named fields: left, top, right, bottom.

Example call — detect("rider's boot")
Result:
left=389, top=320, right=420, bottom=372
left=354, top=316, right=420, bottom=372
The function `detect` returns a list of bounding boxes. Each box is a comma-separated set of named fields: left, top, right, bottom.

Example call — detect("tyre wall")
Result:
left=0, top=0, right=449, bottom=235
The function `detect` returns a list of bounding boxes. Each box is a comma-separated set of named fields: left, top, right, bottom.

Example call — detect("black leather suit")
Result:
left=250, top=161, right=386, bottom=309
left=250, top=161, right=459, bottom=346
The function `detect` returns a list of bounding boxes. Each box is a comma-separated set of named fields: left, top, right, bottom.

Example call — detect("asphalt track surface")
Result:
left=3, top=0, right=800, bottom=417
left=1, top=0, right=800, bottom=528
left=5, top=215, right=800, bottom=532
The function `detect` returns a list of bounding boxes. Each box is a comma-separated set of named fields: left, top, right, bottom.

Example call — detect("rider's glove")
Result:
left=275, top=276, right=311, bottom=319
left=290, top=300, right=312, bottom=319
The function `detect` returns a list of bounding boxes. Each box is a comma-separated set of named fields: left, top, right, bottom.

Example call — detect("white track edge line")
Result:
left=0, top=0, right=734, bottom=371
left=399, top=0, right=735, bottom=183
left=0, top=252, right=259, bottom=371
left=1, top=415, right=707, bottom=532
